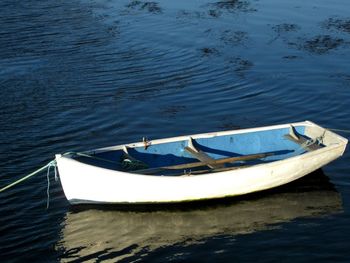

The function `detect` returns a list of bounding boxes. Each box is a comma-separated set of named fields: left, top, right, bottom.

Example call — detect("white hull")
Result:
left=55, top=121, right=347, bottom=204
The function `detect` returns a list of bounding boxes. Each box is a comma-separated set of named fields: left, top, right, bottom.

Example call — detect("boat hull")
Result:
left=55, top=121, right=347, bottom=204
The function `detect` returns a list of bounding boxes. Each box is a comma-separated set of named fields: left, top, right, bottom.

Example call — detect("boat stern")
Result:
left=304, top=121, right=348, bottom=155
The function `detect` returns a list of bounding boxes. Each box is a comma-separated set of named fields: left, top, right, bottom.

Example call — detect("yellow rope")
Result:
left=0, top=160, right=56, bottom=193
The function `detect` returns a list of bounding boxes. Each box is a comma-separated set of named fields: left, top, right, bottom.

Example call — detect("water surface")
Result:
left=0, top=0, right=350, bottom=262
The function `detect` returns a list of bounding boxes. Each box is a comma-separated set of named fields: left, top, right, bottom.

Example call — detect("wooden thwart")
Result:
left=185, top=137, right=224, bottom=169
left=184, top=146, right=223, bottom=169
left=133, top=152, right=273, bottom=175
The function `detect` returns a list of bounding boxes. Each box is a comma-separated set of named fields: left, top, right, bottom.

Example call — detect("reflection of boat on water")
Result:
left=56, top=171, right=342, bottom=262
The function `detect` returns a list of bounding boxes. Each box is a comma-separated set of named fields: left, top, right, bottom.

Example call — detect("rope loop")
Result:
left=46, top=160, right=57, bottom=209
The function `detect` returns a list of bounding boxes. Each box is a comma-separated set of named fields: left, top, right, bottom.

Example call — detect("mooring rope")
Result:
left=0, top=160, right=56, bottom=194
left=0, top=151, right=119, bottom=196
left=0, top=151, right=119, bottom=194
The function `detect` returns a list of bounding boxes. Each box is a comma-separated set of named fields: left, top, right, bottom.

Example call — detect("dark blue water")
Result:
left=1, top=0, right=350, bottom=262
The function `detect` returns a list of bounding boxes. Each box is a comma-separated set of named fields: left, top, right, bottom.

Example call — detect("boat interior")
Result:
left=71, top=125, right=327, bottom=176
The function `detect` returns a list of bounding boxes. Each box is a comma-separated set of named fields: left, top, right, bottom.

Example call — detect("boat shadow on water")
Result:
left=56, top=170, right=342, bottom=262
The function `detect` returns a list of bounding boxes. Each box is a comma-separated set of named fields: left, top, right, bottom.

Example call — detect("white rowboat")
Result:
left=55, top=121, right=347, bottom=205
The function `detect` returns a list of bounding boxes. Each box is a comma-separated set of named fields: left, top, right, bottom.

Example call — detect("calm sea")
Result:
left=1, top=0, right=350, bottom=262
